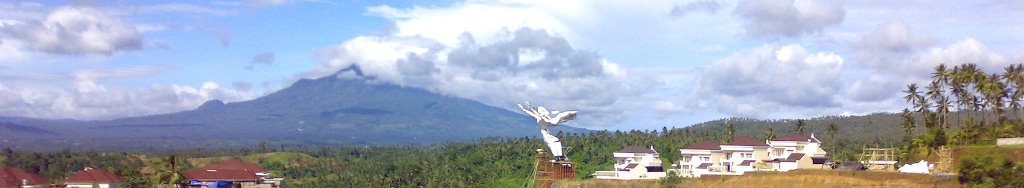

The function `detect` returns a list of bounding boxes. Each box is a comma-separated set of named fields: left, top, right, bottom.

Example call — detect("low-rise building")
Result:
left=0, top=167, right=48, bottom=188
left=65, top=167, right=120, bottom=188
left=678, top=140, right=724, bottom=177
left=767, top=133, right=829, bottom=171
left=593, top=146, right=666, bottom=180
left=184, top=159, right=280, bottom=188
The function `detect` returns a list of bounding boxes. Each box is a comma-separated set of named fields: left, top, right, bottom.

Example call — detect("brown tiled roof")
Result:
left=624, top=163, right=638, bottom=170
left=771, top=133, right=819, bottom=142
left=202, top=159, right=265, bottom=173
left=725, top=136, right=769, bottom=147
left=812, top=157, right=829, bottom=164
left=683, top=140, right=720, bottom=150
left=0, top=167, right=47, bottom=186
left=182, top=169, right=260, bottom=182
left=739, top=160, right=756, bottom=166
left=66, top=168, right=120, bottom=183
left=782, top=153, right=805, bottom=162
left=696, top=163, right=713, bottom=169
left=616, top=146, right=656, bottom=153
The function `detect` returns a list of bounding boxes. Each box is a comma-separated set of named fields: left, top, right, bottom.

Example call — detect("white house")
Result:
left=719, top=136, right=772, bottom=174
left=593, top=146, right=667, bottom=180
left=677, top=134, right=830, bottom=177
left=678, top=140, right=725, bottom=177
left=767, top=133, right=829, bottom=171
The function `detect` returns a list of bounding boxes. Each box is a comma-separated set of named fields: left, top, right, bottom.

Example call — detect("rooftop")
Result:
left=616, top=146, right=657, bottom=154
left=66, top=168, right=120, bottom=183
left=0, top=167, right=47, bottom=186
left=725, top=136, right=769, bottom=147
left=182, top=169, right=261, bottom=182
left=771, top=133, right=820, bottom=143
left=683, top=140, right=720, bottom=150
left=202, top=159, right=265, bottom=173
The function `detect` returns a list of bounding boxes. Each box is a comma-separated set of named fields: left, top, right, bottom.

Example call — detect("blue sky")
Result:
left=1, top=0, right=1023, bottom=130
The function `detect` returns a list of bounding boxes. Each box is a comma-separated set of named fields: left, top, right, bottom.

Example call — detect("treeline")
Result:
left=900, top=63, right=1024, bottom=187
left=0, top=148, right=150, bottom=186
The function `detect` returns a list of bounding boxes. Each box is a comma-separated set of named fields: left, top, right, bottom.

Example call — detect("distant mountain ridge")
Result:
left=0, top=65, right=588, bottom=151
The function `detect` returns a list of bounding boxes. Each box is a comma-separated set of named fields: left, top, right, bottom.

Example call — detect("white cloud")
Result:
left=0, top=67, right=256, bottom=120
left=734, top=0, right=844, bottom=38
left=697, top=44, right=844, bottom=117
left=3, top=6, right=144, bottom=55
left=311, top=27, right=653, bottom=128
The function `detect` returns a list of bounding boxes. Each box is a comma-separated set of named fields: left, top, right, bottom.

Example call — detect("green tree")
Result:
left=152, top=155, right=187, bottom=187
left=900, top=108, right=916, bottom=141
left=794, top=120, right=806, bottom=134
left=827, top=123, right=838, bottom=154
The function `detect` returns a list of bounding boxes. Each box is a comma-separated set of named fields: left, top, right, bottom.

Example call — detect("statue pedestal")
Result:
left=534, top=149, right=575, bottom=187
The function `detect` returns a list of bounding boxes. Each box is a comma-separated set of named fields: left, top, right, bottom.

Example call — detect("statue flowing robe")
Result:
left=519, top=103, right=576, bottom=158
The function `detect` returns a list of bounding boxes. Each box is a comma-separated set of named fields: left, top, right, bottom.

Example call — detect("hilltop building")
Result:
left=593, top=146, right=667, bottom=180
left=677, top=134, right=828, bottom=177
left=0, top=167, right=48, bottom=188
left=65, top=167, right=121, bottom=188
left=183, top=159, right=283, bottom=188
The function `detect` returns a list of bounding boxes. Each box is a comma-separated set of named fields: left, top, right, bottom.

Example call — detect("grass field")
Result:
left=563, top=170, right=958, bottom=188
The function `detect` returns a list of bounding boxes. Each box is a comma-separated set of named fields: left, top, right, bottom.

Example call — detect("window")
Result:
left=700, top=156, right=711, bottom=161
left=773, top=148, right=784, bottom=156
left=741, top=153, right=753, bottom=158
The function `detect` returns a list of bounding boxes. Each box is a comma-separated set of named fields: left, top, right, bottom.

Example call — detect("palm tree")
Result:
left=901, top=108, right=916, bottom=141
left=794, top=120, right=806, bottom=134
left=152, top=155, right=186, bottom=187
left=827, top=123, right=839, bottom=154
left=724, top=123, right=735, bottom=142
left=926, top=81, right=948, bottom=129
left=904, top=84, right=922, bottom=109
left=765, top=127, right=776, bottom=141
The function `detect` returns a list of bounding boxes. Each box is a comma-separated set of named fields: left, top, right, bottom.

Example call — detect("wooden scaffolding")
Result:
left=933, top=146, right=954, bottom=174
left=859, top=147, right=898, bottom=171
left=528, top=149, right=575, bottom=188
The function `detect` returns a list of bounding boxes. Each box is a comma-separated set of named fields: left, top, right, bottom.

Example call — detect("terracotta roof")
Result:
left=616, top=146, right=656, bottom=153
left=66, top=168, right=120, bottom=183
left=725, top=136, right=769, bottom=147
left=0, top=167, right=47, bottom=186
left=202, top=159, right=265, bottom=173
left=183, top=169, right=261, bottom=182
left=782, top=153, right=805, bottom=162
left=739, top=160, right=756, bottom=166
left=683, top=140, right=720, bottom=150
left=771, top=133, right=819, bottom=142
left=696, top=163, right=713, bottom=169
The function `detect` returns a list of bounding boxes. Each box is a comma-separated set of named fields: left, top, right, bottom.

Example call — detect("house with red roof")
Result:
left=183, top=159, right=281, bottom=188
left=678, top=140, right=724, bottom=177
left=677, top=134, right=830, bottom=177
left=0, top=167, right=48, bottom=188
left=593, top=146, right=666, bottom=180
left=65, top=167, right=120, bottom=188
left=720, top=136, right=772, bottom=174
left=767, top=133, right=829, bottom=171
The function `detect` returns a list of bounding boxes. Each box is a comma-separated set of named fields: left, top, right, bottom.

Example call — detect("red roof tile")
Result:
left=696, top=163, right=713, bottom=169
left=202, top=159, right=265, bottom=173
left=0, top=167, right=47, bottom=187
left=182, top=169, right=260, bottom=182
left=66, top=168, right=120, bottom=183
left=725, top=136, right=769, bottom=147
left=739, top=160, right=756, bottom=166
left=616, top=146, right=656, bottom=153
left=683, top=140, right=720, bottom=150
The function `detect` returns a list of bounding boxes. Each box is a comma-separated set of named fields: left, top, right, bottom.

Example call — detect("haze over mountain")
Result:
left=0, top=66, right=587, bottom=151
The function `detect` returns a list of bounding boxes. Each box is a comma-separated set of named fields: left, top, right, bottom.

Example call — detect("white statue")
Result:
left=518, top=102, right=577, bottom=162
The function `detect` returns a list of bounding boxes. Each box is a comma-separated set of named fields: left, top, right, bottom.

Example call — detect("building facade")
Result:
left=593, top=146, right=667, bottom=180
left=677, top=134, right=828, bottom=177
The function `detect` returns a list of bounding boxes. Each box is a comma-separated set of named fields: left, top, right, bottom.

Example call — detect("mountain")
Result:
left=0, top=66, right=588, bottom=151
